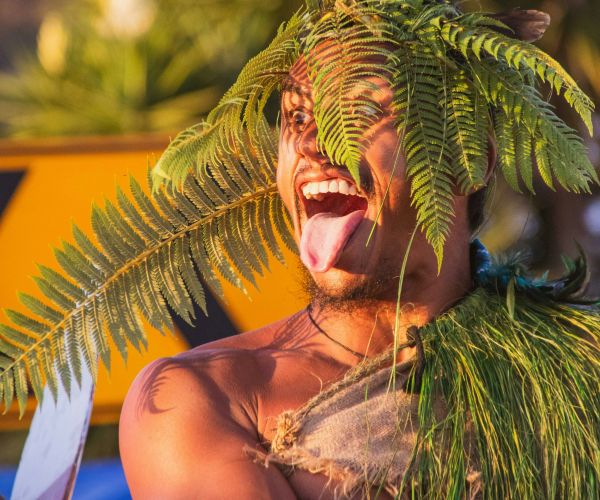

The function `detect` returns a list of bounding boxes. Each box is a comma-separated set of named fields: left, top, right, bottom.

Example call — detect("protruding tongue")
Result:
left=300, top=210, right=365, bottom=273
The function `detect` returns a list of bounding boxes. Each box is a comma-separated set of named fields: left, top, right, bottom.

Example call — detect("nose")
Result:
left=296, top=119, right=326, bottom=161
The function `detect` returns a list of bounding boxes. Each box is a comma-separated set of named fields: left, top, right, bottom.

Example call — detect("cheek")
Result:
left=385, top=174, right=413, bottom=219
left=364, top=119, right=401, bottom=165
left=364, top=125, right=408, bottom=201
left=276, top=133, right=296, bottom=212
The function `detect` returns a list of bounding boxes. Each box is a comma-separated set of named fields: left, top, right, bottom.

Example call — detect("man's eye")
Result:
left=290, top=110, right=311, bottom=132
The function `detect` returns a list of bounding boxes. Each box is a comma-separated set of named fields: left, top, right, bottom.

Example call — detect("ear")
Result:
left=489, top=9, right=551, bottom=43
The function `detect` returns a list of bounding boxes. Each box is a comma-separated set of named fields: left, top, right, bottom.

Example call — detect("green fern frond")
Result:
left=473, top=58, right=597, bottom=193
left=152, top=15, right=300, bottom=191
left=436, top=14, right=594, bottom=134
left=152, top=0, right=597, bottom=271
left=514, top=125, right=534, bottom=193
left=304, top=4, right=396, bottom=184
left=0, top=130, right=294, bottom=416
left=446, top=69, right=488, bottom=193
left=394, top=45, right=455, bottom=270
left=151, top=123, right=211, bottom=189
left=153, top=16, right=301, bottom=192
left=494, top=112, right=519, bottom=191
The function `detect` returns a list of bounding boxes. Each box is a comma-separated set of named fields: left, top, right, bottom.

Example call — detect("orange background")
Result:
left=0, top=135, right=305, bottom=429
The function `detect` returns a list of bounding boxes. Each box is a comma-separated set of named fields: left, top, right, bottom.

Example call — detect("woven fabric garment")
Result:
left=264, top=352, right=481, bottom=499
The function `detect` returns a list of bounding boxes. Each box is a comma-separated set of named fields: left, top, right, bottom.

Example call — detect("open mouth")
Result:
left=300, top=178, right=368, bottom=218
left=298, top=177, right=368, bottom=273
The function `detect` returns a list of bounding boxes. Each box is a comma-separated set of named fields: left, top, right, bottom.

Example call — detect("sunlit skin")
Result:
left=119, top=55, right=485, bottom=499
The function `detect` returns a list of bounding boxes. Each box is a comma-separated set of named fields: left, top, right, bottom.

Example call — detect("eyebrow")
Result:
left=281, top=76, right=311, bottom=97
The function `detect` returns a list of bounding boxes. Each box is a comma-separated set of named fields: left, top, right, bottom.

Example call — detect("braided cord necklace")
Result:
left=306, top=304, right=365, bottom=360
left=306, top=304, right=425, bottom=392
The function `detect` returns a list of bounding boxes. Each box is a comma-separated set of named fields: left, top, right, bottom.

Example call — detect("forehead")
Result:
left=281, top=53, right=392, bottom=108
left=281, top=57, right=311, bottom=103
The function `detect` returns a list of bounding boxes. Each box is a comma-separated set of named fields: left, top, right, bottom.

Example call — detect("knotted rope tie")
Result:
left=403, top=325, right=425, bottom=394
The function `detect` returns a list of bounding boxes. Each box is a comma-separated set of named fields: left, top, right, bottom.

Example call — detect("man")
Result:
left=119, top=48, right=485, bottom=497
left=120, top=2, right=599, bottom=499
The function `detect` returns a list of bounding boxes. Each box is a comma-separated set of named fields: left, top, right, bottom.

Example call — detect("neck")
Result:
left=308, top=242, right=472, bottom=362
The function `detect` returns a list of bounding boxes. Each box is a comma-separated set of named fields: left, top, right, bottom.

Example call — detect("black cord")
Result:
left=306, top=304, right=426, bottom=393
left=306, top=304, right=365, bottom=360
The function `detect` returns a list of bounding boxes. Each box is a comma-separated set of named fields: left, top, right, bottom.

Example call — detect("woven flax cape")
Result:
left=267, top=354, right=481, bottom=499
left=256, top=250, right=600, bottom=499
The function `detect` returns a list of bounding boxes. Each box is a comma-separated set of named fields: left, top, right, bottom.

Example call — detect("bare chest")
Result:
left=254, top=352, right=349, bottom=443
left=250, top=354, right=394, bottom=499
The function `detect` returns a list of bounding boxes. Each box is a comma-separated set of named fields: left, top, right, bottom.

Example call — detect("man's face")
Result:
left=277, top=55, right=437, bottom=303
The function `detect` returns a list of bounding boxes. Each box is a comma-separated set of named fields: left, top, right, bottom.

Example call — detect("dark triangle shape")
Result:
left=170, top=280, right=238, bottom=347
left=0, top=169, right=26, bottom=220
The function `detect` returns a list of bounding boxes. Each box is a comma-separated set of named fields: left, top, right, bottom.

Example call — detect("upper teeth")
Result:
left=302, top=179, right=358, bottom=199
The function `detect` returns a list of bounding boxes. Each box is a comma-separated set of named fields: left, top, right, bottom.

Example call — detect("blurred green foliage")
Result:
left=0, top=0, right=300, bottom=137
left=2, top=0, right=598, bottom=141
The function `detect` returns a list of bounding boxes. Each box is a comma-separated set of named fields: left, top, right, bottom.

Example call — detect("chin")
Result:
left=304, top=266, right=397, bottom=309
left=313, top=270, right=366, bottom=296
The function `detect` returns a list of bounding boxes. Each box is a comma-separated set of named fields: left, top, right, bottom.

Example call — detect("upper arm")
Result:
left=119, top=356, right=295, bottom=500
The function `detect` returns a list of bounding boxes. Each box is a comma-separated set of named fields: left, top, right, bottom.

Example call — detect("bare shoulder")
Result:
left=121, top=309, right=304, bottom=425
left=119, top=313, right=303, bottom=498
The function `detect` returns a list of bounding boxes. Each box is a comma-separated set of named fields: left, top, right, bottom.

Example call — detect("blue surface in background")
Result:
left=0, top=458, right=130, bottom=499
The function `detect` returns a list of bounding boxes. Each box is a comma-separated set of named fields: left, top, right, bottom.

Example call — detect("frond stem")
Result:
left=1, top=183, right=280, bottom=377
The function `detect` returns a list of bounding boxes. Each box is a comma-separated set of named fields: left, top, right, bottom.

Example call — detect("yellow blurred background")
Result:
left=0, top=135, right=305, bottom=430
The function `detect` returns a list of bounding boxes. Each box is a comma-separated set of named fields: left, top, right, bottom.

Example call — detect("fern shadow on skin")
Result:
left=135, top=310, right=323, bottom=418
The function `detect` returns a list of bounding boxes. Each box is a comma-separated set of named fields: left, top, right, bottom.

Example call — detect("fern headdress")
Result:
left=0, top=0, right=597, bottom=426
left=156, top=0, right=597, bottom=266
